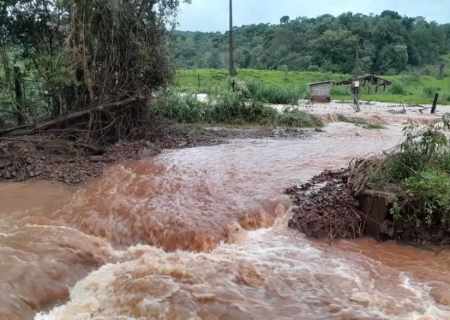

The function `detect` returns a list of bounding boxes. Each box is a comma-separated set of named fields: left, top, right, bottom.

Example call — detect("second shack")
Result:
left=308, top=81, right=332, bottom=102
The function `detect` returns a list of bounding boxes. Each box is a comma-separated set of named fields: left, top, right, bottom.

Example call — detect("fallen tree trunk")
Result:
left=0, top=124, right=33, bottom=135
left=0, top=96, right=146, bottom=137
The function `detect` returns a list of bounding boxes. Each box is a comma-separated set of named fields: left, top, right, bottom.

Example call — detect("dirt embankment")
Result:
left=286, top=169, right=364, bottom=240
left=0, top=126, right=309, bottom=185
left=286, top=167, right=450, bottom=248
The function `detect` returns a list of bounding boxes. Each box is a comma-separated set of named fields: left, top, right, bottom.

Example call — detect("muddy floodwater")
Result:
left=1, top=111, right=450, bottom=320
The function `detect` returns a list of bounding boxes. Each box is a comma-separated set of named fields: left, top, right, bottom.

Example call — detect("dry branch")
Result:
left=1, top=96, right=147, bottom=137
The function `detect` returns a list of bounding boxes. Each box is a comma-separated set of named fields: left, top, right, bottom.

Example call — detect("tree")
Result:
left=310, top=28, right=357, bottom=73
left=280, top=16, right=290, bottom=24
left=0, top=0, right=191, bottom=141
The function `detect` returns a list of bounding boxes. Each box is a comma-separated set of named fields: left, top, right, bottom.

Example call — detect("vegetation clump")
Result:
left=351, top=115, right=450, bottom=237
left=156, top=88, right=323, bottom=128
left=243, top=79, right=306, bottom=104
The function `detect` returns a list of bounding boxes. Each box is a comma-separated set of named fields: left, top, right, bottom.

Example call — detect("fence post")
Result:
left=198, top=73, right=200, bottom=89
left=431, top=93, right=439, bottom=114
left=13, top=66, right=25, bottom=125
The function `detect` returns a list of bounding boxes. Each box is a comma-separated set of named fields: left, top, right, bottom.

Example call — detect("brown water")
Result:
left=1, top=119, right=450, bottom=320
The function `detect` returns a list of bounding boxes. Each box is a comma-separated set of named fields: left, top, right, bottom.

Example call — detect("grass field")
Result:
left=174, top=64, right=450, bottom=105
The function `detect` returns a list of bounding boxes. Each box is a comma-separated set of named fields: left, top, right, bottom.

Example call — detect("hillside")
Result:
left=171, top=11, right=450, bottom=76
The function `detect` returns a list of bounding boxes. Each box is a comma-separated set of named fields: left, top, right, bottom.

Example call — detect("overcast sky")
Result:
left=176, top=0, right=450, bottom=32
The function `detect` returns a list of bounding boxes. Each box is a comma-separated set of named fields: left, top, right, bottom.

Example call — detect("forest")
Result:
left=172, top=11, right=450, bottom=75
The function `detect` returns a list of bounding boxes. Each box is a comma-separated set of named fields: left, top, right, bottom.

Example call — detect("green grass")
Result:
left=243, top=79, right=306, bottom=104
left=176, top=69, right=450, bottom=105
left=155, top=88, right=323, bottom=128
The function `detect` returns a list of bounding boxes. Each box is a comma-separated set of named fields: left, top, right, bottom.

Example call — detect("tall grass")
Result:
left=155, top=88, right=323, bottom=128
left=243, top=79, right=306, bottom=104
left=331, top=85, right=351, bottom=96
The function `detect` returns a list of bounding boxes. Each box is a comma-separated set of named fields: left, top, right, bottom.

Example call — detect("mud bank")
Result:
left=287, top=167, right=450, bottom=248
left=286, top=169, right=364, bottom=240
left=0, top=126, right=309, bottom=185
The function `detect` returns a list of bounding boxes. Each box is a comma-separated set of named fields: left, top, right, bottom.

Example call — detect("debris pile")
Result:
left=286, top=169, right=364, bottom=240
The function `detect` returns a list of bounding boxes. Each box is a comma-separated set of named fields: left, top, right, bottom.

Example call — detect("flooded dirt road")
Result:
left=1, top=116, right=450, bottom=320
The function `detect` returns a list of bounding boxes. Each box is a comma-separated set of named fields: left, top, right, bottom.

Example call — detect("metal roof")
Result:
left=306, top=81, right=333, bottom=86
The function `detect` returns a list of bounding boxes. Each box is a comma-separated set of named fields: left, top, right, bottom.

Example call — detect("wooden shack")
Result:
left=334, top=74, right=392, bottom=92
left=308, top=81, right=332, bottom=102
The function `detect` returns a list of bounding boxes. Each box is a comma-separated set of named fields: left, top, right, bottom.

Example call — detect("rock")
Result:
left=90, top=156, right=104, bottom=162
left=139, top=148, right=157, bottom=158
left=26, top=157, right=34, bottom=164
left=29, top=171, right=35, bottom=177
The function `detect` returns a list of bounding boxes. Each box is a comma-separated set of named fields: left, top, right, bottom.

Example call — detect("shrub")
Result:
left=423, top=86, right=439, bottom=99
left=360, top=84, right=374, bottom=95
left=441, top=93, right=450, bottom=103
left=401, top=170, right=450, bottom=227
left=156, top=90, right=207, bottom=123
left=243, top=79, right=304, bottom=105
left=384, top=68, right=398, bottom=76
left=278, top=107, right=324, bottom=127
left=155, top=87, right=323, bottom=128
left=331, top=85, right=351, bottom=96
left=389, top=82, right=407, bottom=95
left=364, top=115, right=450, bottom=228
left=307, top=65, right=320, bottom=72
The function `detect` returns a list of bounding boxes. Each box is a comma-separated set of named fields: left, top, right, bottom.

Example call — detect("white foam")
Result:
left=36, top=227, right=450, bottom=320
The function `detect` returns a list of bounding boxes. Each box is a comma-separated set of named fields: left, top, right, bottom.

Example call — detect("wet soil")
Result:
left=286, top=169, right=364, bottom=240
left=0, top=126, right=309, bottom=185
left=286, top=167, right=450, bottom=248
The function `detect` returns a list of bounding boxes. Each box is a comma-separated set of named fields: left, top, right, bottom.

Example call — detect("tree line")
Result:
left=171, top=11, right=450, bottom=75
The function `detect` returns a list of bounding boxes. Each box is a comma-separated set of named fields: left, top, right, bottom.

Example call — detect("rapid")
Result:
left=1, top=107, right=450, bottom=320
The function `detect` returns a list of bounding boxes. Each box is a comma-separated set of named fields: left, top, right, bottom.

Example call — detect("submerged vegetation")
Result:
left=336, top=114, right=385, bottom=130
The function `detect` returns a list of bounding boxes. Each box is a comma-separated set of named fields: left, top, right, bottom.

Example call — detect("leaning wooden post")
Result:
left=431, top=93, right=439, bottom=114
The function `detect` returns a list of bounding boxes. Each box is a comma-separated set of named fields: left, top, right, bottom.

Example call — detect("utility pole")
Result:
left=353, top=36, right=361, bottom=112
left=229, top=0, right=235, bottom=90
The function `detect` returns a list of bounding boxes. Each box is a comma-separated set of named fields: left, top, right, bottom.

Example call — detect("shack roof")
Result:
left=334, top=74, right=392, bottom=86
left=306, top=81, right=333, bottom=86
